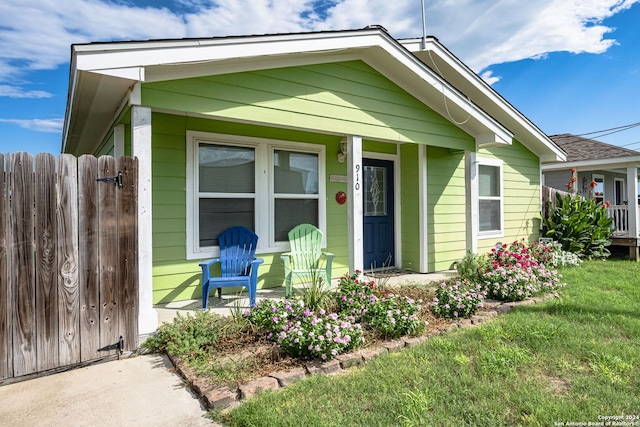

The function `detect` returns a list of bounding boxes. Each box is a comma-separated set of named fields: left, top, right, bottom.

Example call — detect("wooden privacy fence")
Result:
left=0, top=153, right=138, bottom=381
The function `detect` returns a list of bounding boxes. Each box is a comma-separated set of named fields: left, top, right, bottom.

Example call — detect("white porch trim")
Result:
left=362, top=147, right=402, bottom=271
left=131, top=105, right=158, bottom=338
left=627, top=166, right=639, bottom=238
left=419, top=145, right=428, bottom=272
left=347, top=135, right=364, bottom=273
left=465, top=150, right=478, bottom=253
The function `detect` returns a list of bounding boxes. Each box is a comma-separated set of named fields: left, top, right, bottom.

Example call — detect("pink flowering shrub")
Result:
left=483, top=240, right=565, bottom=302
left=367, top=294, right=426, bottom=338
left=336, top=271, right=425, bottom=338
left=246, top=299, right=363, bottom=360
left=247, top=271, right=426, bottom=360
left=431, top=279, right=487, bottom=319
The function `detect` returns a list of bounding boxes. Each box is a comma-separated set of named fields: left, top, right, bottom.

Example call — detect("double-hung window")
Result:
left=477, top=159, right=503, bottom=237
left=186, top=132, right=325, bottom=259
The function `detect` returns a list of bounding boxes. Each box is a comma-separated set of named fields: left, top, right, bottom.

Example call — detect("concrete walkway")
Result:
left=0, top=354, right=213, bottom=427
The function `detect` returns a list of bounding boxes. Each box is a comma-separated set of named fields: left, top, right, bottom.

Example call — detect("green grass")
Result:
left=219, top=260, right=640, bottom=426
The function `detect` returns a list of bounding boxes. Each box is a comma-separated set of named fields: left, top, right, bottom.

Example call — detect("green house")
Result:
left=62, top=27, right=565, bottom=335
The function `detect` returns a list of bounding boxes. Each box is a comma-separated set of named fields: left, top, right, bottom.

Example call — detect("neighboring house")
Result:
left=542, top=134, right=640, bottom=259
left=62, top=27, right=565, bottom=335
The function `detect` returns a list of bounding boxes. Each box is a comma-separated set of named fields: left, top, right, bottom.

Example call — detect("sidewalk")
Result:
left=0, top=354, right=213, bottom=427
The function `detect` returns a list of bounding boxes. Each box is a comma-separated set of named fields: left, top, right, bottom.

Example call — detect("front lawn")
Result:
left=218, top=260, right=640, bottom=426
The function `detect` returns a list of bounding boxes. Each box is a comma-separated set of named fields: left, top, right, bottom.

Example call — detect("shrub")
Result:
left=528, top=240, right=582, bottom=268
left=276, top=312, right=363, bottom=360
left=335, top=271, right=385, bottom=319
left=246, top=299, right=364, bottom=360
left=367, top=294, right=426, bottom=338
left=455, top=250, right=490, bottom=282
left=431, top=278, right=486, bottom=319
left=543, top=192, right=613, bottom=258
left=335, top=271, right=425, bottom=337
left=482, top=240, right=566, bottom=302
left=143, top=310, right=229, bottom=360
left=482, top=263, right=564, bottom=302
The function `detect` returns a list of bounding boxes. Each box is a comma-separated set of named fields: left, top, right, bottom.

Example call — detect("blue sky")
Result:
left=1, top=0, right=639, bottom=155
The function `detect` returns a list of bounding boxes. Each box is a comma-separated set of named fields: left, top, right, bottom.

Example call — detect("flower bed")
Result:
left=246, top=271, right=427, bottom=360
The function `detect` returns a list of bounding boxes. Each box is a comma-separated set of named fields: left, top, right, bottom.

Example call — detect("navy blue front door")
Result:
left=363, top=158, right=394, bottom=270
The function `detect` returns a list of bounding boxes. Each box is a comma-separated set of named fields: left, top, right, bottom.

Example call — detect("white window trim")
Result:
left=477, top=157, right=504, bottom=240
left=186, top=131, right=326, bottom=260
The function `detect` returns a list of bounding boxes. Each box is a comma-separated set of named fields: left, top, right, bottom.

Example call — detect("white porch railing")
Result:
left=606, top=205, right=640, bottom=237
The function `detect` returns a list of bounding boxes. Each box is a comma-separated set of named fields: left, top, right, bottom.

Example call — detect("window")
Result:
left=363, top=166, right=387, bottom=216
left=592, top=174, right=604, bottom=204
left=614, top=178, right=625, bottom=206
left=186, top=132, right=325, bottom=259
left=478, top=159, right=503, bottom=236
left=273, top=150, right=319, bottom=241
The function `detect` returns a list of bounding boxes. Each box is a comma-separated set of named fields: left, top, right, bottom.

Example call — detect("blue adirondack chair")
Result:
left=199, top=226, right=264, bottom=309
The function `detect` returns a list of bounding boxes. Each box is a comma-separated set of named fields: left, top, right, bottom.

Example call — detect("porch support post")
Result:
left=465, top=150, right=478, bottom=253
left=347, top=135, right=363, bottom=273
left=418, top=145, right=428, bottom=272
left=131, top=105, right=158, bottom=338
left=626, top=166, right=639, bottom=260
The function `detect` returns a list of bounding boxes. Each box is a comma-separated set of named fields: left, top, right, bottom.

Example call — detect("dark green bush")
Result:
left=543, top=192, right=613, bottom=259
left=143, top=310, right=242, bottom=361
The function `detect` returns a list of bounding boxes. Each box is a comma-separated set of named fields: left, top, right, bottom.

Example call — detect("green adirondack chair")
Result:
left=281, top=224, right=334, bottom=297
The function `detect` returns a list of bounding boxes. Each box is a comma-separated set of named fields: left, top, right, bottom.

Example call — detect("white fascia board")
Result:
left=90, top=66, right=145, bottom=81
left=73, top=31, right=383, bottom=73
left=401, top=38, right=566, bottom=162
left=542, top=156, right=640, bottom=172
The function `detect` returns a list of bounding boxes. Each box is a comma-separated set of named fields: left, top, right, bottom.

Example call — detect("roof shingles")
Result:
left=550, top=133, right=640, bottom=162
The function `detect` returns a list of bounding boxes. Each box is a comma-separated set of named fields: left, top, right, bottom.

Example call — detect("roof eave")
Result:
left=401, top=37, right=566, bottom=162
left=64, top=28, right=515, bottom=154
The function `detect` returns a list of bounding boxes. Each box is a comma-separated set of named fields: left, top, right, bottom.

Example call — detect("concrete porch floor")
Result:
left=155, top=270, right=457, bottom=325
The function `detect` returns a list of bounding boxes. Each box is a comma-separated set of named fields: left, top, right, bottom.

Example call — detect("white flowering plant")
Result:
left=431, top=279, right=487, bottom=319
left=366, top=294, right=426, bottom=338
left=246, top=298, right=363, bottom=360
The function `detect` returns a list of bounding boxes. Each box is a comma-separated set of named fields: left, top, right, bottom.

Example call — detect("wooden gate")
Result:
left=0, top=153, right=138, bottom=382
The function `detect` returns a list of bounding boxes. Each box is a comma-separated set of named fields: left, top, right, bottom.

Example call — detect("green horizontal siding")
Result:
left=142, top=60, right=473, bottom=151
left=146, top=112, right=367, bottom=303
left=477, top=139, right=541, bottom=254
left=399, top=144, right=421, bottom=271
left=426, top=146, right=467, bottom=271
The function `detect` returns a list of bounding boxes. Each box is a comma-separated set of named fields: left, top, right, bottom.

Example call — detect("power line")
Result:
left=575, top=121, right=640, bottom=137
left=620, top=139, right=640, bottom=148
left=552, top=121, right=640, bottom=140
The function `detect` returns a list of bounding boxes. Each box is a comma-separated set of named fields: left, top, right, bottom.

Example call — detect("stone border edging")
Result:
left=168, top=292, right=560, bottom=411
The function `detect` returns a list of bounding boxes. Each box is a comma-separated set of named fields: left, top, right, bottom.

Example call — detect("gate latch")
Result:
left=98, top=336, right=124, bottom=358
left=96, top=171, right=123, bottom=189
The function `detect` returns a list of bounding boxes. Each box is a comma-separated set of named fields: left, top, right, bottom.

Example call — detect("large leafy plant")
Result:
left=543, top=192, right=613, bottom=259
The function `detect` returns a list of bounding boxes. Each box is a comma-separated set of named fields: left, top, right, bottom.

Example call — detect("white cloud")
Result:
left=0, top=118, right=63, bottom=133
left=479, top=70, right=500, bottom=86
left=0, top=85, right=52, bottom=98
left=1, top=0, right=637, bottom=79
left=417, top=0, right=640, bottom=72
